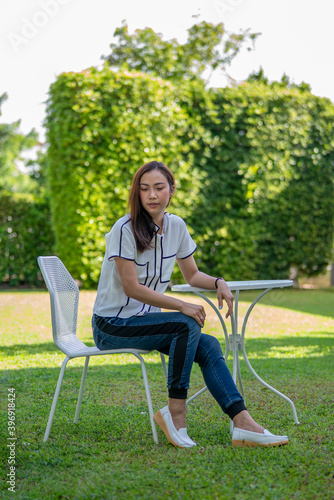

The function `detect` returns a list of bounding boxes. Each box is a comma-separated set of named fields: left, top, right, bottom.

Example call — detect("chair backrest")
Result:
left=38, top=256, right=79, bottom=347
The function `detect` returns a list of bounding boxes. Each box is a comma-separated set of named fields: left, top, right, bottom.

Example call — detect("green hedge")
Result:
left=45, top=69, right=334, bottom=285
left=0, top=192, right=54, bottom=286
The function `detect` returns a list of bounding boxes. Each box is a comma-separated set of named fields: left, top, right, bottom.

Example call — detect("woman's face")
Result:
left=139, top=169, right=174, bottom=225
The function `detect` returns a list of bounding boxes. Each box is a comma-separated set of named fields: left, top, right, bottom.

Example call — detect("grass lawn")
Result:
left=0, top=288, right=333, bottom=499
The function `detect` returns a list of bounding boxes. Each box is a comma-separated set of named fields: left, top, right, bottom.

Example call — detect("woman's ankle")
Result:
left=233, top=410, right=264, bottom=433
left=168, top=398, right=187, bottom=430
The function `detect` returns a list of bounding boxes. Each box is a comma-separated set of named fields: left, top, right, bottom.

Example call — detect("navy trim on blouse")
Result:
left=108, top=255, right=134, bottom=262
left=178, top=247, right=197, bottom=259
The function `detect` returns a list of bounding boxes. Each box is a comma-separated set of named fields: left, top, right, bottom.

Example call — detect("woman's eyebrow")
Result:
left=140, top=182, right=167, bottom=186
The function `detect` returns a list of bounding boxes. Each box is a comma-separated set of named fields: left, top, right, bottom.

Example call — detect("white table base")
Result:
left=171, top=282, right=300, bottom=433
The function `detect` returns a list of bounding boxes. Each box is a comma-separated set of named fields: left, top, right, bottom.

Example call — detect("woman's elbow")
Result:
left=186, top=273, right=199, bottom=287
left=121, top=281, right=141, bottom=299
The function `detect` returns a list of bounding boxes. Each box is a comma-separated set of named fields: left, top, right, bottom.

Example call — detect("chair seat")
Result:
left=56, top=334, right=153, bottom=358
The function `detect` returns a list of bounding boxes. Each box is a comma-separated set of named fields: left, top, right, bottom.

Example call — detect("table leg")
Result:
left=229, top=291, right=245, bottom=433
left=230, top=291, right=245, bottom=399
left=240, top=288, right=300, bottom=424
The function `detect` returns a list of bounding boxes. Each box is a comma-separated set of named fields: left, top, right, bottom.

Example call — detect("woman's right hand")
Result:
left=179, top=301, right=206, bottom=327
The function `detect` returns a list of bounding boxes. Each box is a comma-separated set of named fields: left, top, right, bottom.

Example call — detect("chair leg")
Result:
left=160, top=353, right=168, bottom=383
left=74, top=356, right=90, bottom=423
left=137, top=355, right=159, bottom=444
left=186, top=386, right=208, bottom=405
left=43, top=356, right=70, bottom=442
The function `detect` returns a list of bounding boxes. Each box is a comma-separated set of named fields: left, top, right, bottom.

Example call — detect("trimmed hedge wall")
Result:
left=45, top=68, right=334, bottom=286
left=0, top=193, right=54, bottom=286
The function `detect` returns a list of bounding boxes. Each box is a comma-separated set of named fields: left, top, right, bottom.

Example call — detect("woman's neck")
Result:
left=152, top=213, right=165, bottom=233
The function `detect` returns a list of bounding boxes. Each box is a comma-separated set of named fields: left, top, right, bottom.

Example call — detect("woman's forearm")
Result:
left=188, top=270, right=233, bottom=318
left=188, top=270, right=224, bottom=289
left=124, top=282, right=185, bottom=311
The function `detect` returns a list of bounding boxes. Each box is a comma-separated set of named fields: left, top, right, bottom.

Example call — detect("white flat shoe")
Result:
left=178, top=427, right=197, bottom=447
left=153, top=406, right=197, bottom=448
left=232, top=427, right=289, bottom=448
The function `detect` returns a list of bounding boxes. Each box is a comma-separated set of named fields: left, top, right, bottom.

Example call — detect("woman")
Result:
left=92, top=161, right=289, bottom=448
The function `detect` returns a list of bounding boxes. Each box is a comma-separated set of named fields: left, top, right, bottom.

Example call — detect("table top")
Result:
left=171, top=280, right=293, bottom=292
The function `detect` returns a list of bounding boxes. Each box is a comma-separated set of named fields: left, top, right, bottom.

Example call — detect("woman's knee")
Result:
left=200, top=333, right=222, bottom=350
left=188, top=318, right=202, bottom=343
left=177, top=314, right=201, bottom=339
left=195, top=334, right=224, bottom=364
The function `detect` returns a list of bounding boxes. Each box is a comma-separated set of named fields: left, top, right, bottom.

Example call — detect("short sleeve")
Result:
left=106, top=218, right=136, bottom=261
left=176, top=219, right=197, bottom=259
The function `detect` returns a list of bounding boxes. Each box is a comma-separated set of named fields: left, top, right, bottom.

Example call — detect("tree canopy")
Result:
left=0, top=93, right=53, bottom=286
left=0, top=93, right=39, bottom=194
left=102, top=21, right=259, bottom=82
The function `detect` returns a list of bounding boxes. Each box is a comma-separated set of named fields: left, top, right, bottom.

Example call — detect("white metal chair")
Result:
left=37, top=256, right=167, bottom=443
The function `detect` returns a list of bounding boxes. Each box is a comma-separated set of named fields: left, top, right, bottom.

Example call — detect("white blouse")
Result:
left=93, top=212, right=197, bottom=318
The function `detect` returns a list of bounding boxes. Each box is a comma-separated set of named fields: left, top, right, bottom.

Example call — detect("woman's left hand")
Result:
left=217, top=280, right=234, bottom=318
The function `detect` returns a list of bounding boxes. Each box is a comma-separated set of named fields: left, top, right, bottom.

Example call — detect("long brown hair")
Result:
left=128, top=161, right=175, bottom=252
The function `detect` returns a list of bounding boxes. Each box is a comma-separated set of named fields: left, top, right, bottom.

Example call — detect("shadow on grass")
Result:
left=1, top=334, right=333, bottom=408
left=242, top=333, right=334, bottom=352
left=237, top=288, right=334, bottom=318
left=191, top=288, right=334, bottom=318
left=0, top=341, right=95, bottom=356
left=1, top=332, right=333, bottom=358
